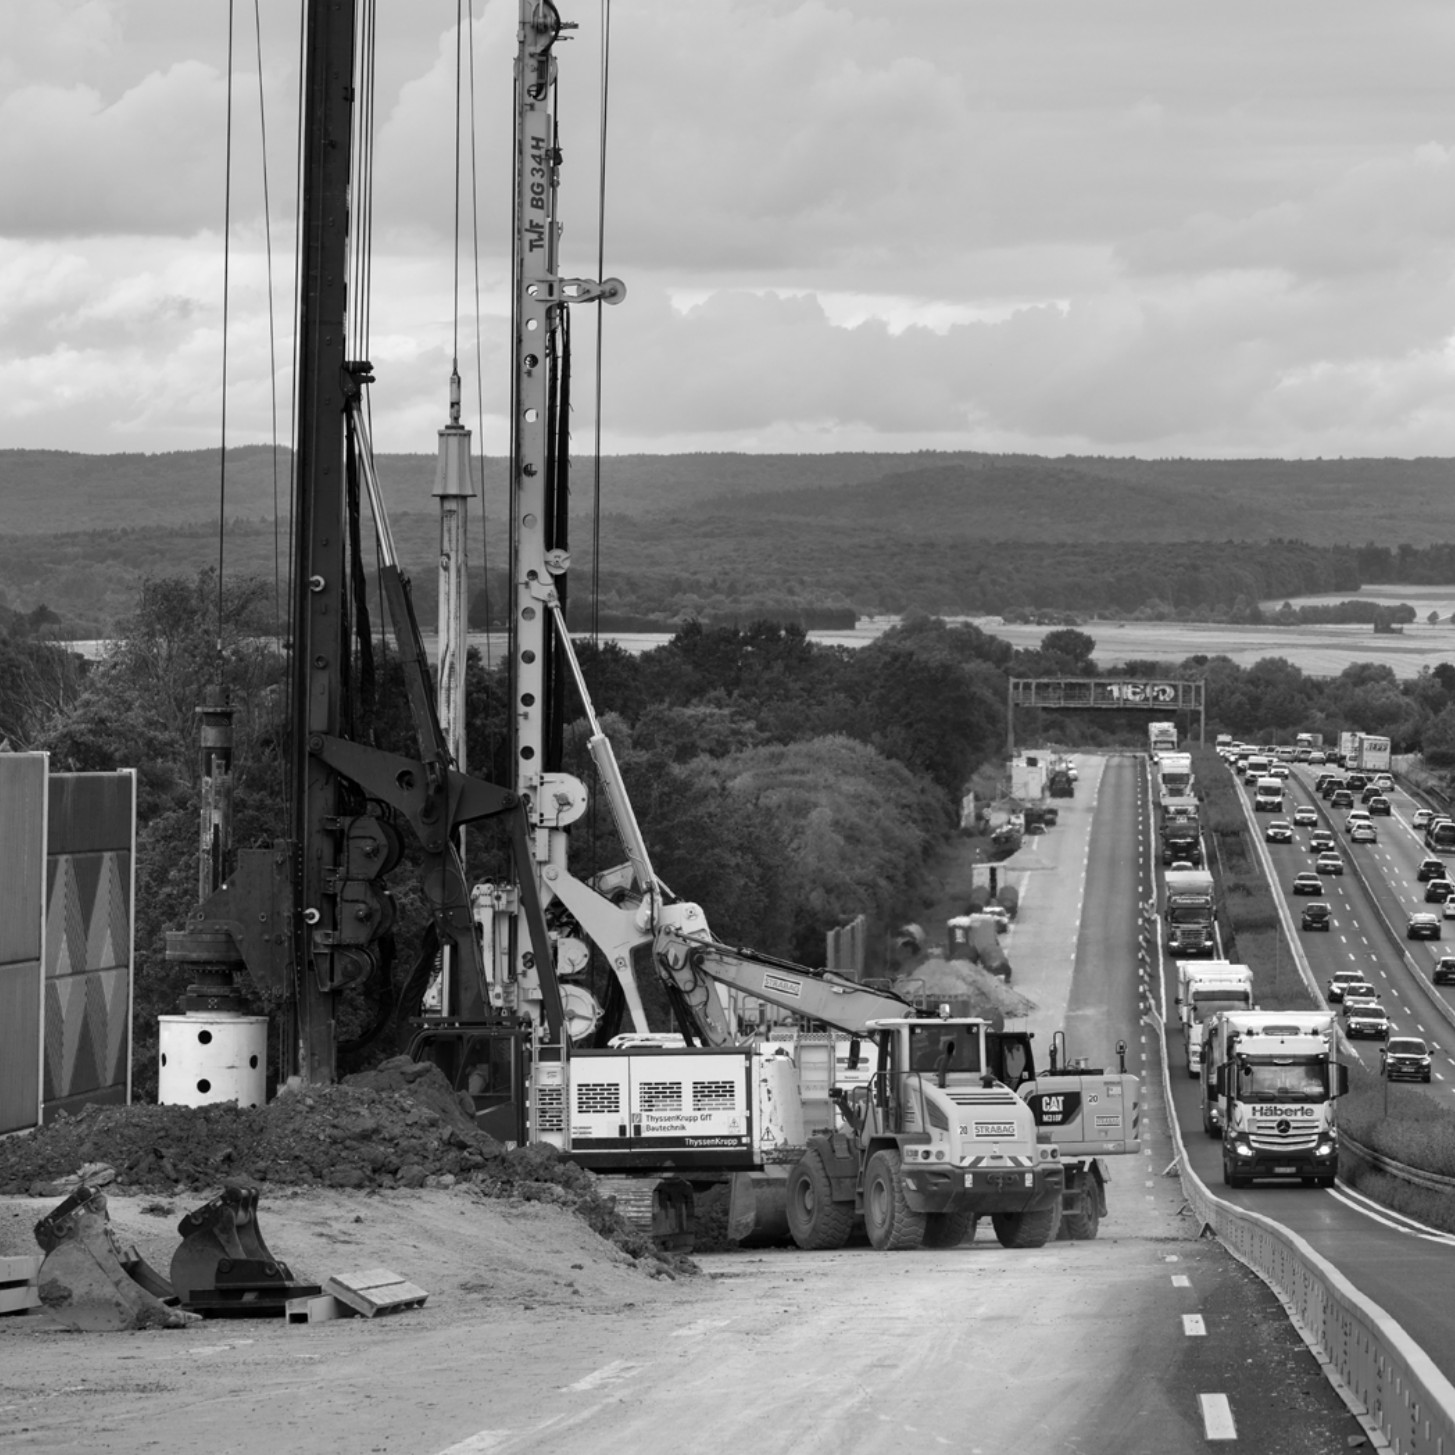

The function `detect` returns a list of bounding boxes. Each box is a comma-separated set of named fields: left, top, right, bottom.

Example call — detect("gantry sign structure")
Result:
left=1006, top=678, right=1205, bottom=753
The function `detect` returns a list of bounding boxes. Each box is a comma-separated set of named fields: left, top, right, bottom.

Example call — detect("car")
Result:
left=1330, top=789, right=1355, bottom=809
left=1346, top=773, right=1369, bottom=793
left=1309, top=751, right=1327, bottom=765
left=1341, top=995, right=1381, bottom=1024
left=1314, top=772, right=1336, bottom=793
left=1327, top=969, right=1365, bottom=1001
left=1367, top=795, right=1391, bottom=816
left=1434, top=956, right=1455, bottom=985
left=1301, top=901, right=1332, bottom=931
left=1374, top=773, right=1394, bottom=792
left=1417, top=856, right=1448, bottom=882
left=1337, top=982, right=1378, bottom=1006
left=1264, top=819, right=1294, bottom=843
left=1425, top=879, right=1454, bottom=903
left=1270, top=763, right=1291, bottom=780
left=1294, top=747, right=1312, bottom=762
left=1349, top=822, right=1377, bottom=844
left=1443, top=897, right=1455, bottom=921
left=1292, top=871, right=1323, bottom=895
left=1346, top=1002, right=1390, bottom=1040
left=1360, top=784, right=1383, bottom=804
left=1414, top=808, right=1436, bottom=830
left=1408, top=912, right=1443, bottom=940
left=1344, top=810, right=1372, bottom=835
left=1382, top=1037, right=1432, bottom=1082
left=1293, top=805, right=1318, bottom=827
left=1316, top=852, right=1344, bottom=876
left=1310, top=830, right=1336, bottom=853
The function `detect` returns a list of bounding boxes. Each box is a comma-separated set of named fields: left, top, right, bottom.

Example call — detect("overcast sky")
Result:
left=3, top=0, right=1454, bottom=460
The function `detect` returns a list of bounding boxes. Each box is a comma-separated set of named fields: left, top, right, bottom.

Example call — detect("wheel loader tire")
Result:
left=992, top=1199, right=1062, bottom=1249
left=921, top=1208, right=975, bottom=1249
left=1062, top=1185, right=1101, bottom=1241
left=785, top=1152, right=853, bottom=1251
left=863, top=1150, right=925, bottom=1251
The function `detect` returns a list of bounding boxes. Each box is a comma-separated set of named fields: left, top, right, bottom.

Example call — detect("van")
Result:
left=1253, top=776, right=1283, bottom=812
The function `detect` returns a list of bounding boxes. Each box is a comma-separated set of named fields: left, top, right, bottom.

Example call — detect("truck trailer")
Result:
left=1174, top=960, right=1254, bottom=1076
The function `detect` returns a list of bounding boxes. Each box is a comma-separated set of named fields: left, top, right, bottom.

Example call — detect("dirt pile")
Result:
left=0, top=1057, right=692, bottom=1274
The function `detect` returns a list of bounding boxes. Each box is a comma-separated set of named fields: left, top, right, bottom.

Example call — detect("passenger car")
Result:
left=1294, top=806, right=1318, bottom=827
left=1315, top=852, right=1343, bottom=876
left=1443, top=897, right=1455, bottom=921
left=1309, top=751, right=1327, bottom=765
left=1345, top=1002, right=1390, bottom=1040
left=1344, top=810, right=1372, bottom=835
left=1367, top=795, right=1391, bottom=816
left=1416, top=856, right=1447, bottom=882
left=1407, top=912, right=1443, bottom=940
left=1424, top=879, right=1454, bottom=904
left=1264, top=819, right=1294, bottom=844
left=1301, top=901, right=1331, bottom=931
left=1433, top=956, right=1455, bottom=985
left=1330, top=788, right=1355, bottom=809
left=1382, top=1037, right=1432, bottom=1082
left=1349, top=822, right=1377, bottom=844
left=1310, top=830, right=1336, bottom=853
left=1292, top=871, right=1323, bottom=895
left=1346, top=774, right=1368, bottom=793
left=1327, top=968, right=1365, bottom=1001
left=1414, top=808, right=1435, bottom=830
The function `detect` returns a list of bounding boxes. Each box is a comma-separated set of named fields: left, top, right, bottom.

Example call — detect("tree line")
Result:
left=17, top=576, right=1455, bottom=1092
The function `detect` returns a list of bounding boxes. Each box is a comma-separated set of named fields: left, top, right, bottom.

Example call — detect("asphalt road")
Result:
left=1163, top=755, right=1455, bottom=1398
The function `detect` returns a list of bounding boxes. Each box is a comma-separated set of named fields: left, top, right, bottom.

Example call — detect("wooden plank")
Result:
left=0, top=1283, right=41, bottom=1315
left=323, top=1268, right=428, bottom=1318
left=0, top=1254, right=42, bottom=1284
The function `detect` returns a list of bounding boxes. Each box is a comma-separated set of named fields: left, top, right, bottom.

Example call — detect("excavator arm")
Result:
left=652, top=927, right=914, bottom=1043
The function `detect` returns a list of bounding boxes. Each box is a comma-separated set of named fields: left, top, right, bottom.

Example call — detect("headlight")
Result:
left=1315, top=1141, right=1335, bottom=1158
left=1232, top=1139, right=1253, bottom=1157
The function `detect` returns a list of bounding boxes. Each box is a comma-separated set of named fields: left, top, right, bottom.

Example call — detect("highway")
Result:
left=1160, top=750, right=1455, bottom=1401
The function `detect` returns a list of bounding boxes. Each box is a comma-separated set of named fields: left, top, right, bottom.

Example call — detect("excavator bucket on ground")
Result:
left=169, top=1183, right=318, bottom=1316
left=33, top=1186, right=194, bottom=1331
left=727, top=1170, right=791, bottom=1246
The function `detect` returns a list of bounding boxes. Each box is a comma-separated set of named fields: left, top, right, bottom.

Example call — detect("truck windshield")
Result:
left=1169, top=907, right=1212, bottom=924
left=906, top=1025, right=984, bottom=1075
left=1235, top=1060, right=1327, bottom=1102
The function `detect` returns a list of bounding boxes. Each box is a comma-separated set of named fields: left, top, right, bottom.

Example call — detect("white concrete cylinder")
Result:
left=157, top=1014, right=267, bottom=1108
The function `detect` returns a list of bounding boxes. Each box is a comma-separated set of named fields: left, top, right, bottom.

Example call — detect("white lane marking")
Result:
left=1183, top=1314, right=1207, bottom=1336
left=1328, top=1186, right=1455, bottom=1243
left=1199, top=1393, right=1237, bottom=1440
left=1171, top=1274, right=1191, bottom=1288
left=563, top=1359, right=648, bottom=1392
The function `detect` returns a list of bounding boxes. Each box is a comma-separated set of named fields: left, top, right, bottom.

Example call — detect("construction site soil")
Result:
left=0, top=1057, right=693, bottom=1276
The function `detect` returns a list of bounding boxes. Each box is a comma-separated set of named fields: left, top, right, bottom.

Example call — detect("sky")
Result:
left=2, top=0, right=1455, bottom=461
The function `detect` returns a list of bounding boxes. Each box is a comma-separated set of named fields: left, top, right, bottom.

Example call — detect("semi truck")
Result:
left=1174, top=960, right=1254, bottom=1076
left=1338, top=732, right=1391, bottom=773
left=1207, top=1014, right=1346, bottom=1188
left=1199, top=1010, right=1336, bottom=1135
left=1157, top=751, right=1194, bottom=798
left=1159, top=798, right=1203, bottom=866
left=1164, top=868, right=1217, bottom=957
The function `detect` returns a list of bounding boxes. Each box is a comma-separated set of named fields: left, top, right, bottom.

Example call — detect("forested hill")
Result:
left=2, top=446, right=1452, bottom=546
